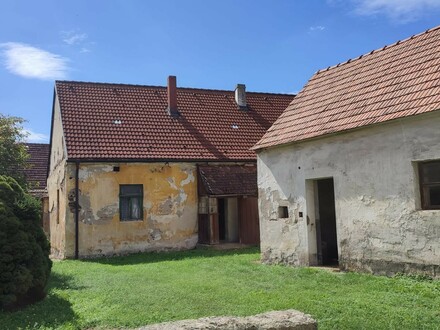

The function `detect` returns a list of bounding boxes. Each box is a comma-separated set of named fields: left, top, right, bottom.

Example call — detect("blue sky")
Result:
left=1, top=0, right=440, bottom=143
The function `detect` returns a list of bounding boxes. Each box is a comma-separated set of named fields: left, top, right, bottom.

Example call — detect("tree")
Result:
left=0, top=175, right=52, bottom=311
left=0, top=114, right=29, bottom=186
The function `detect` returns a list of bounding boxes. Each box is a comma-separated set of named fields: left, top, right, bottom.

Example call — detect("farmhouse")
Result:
left=48, top=77, right=293, bottom=258
left=253, top=26, right=440, bottom=277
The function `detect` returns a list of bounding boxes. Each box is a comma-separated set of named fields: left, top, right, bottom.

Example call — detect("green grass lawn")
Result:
left=1, top=247, right=439, bottom=329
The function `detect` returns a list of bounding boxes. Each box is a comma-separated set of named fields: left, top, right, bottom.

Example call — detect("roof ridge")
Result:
left=24, top=142, right=50, bottom=146
left=316, top=25, right=440, bottom=75
left=55, top=80, right=293, bottom=96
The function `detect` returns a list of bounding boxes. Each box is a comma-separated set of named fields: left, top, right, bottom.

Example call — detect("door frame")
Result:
left=306, top=177, right=338, bottom=266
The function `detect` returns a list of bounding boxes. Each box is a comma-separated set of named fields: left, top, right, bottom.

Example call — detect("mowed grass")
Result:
left=1, top=248, right=439, bottom=329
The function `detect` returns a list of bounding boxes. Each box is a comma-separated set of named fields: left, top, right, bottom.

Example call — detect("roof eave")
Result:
left=254, top=109, right=440, bottom=152
left=66, top=157, right=258, bottom=163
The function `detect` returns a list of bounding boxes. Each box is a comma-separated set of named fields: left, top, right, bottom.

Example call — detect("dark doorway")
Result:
left=316, top=178, right=338, bottom=266
left=218, top=198, right=226, bottom=241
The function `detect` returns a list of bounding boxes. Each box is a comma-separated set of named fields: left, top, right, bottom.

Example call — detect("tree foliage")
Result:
left=0, top=114, right=29, bottom=186
left=0, top=175, right=52, bottom=311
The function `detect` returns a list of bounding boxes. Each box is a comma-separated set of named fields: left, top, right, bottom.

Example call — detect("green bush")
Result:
left=0, top=175, right=52, bottom=311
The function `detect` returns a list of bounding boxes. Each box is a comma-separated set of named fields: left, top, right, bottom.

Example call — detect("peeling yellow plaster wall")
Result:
left=64, top=162, right=198, bottom=257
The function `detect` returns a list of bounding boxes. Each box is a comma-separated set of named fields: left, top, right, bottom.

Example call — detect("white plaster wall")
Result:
left=258, top=112, right=440, bottom=277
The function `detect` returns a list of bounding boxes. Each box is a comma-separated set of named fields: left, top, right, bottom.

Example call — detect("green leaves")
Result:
left=0, top=176, right=52, bottom=311
left=0, top=114, right=29, bottom=187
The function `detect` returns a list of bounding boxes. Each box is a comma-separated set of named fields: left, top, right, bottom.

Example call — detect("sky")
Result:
left=1, top=0, right=440, bottom=143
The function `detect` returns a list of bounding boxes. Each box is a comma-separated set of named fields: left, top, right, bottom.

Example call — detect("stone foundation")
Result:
left=340, top=258, right=440, bottom=279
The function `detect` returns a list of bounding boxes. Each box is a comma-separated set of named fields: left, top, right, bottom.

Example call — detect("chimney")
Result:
left=235, top=84, right=247, bottom=110
left=167, top=75, right=179, bottom=116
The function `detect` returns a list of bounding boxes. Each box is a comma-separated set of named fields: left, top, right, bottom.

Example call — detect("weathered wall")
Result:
left=62, top=162, right=198, bottom=257
left=42, top=196, right=50, bottom=237
left=47, top=94, right=69, bottom=258
left=258, top=112, right=440, bottom=277
left=226, top=198, right=239, bottom=242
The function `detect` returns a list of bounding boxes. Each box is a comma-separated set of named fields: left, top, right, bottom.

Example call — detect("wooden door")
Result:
left=198, top=213, right=219, bottom=244
left=238, top=197, right=260, bottom=244
left=198, top=214, right=210, bottom=244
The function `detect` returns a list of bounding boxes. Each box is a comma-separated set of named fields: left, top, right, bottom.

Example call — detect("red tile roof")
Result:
left=198, top=164, right=257, bottom=196
left=23, top=143, right=49, bottom=192
left=254, top=25, right=440, bottom=150
left=55, top=81, right=293, bottom=161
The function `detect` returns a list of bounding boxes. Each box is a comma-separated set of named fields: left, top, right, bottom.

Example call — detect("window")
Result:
left=198, top=197, right=218, bottom=214
left=419, top=161, right=440, bottom=209
left=198, top=196, right=208, bottom=214
left=120, top=184, right=143, bottom=220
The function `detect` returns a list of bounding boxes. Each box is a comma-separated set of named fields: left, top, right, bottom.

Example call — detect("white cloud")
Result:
left=0, top=42, right=69, bottom=80
left=24, top=129, right=49, bottom=143
left=61, top=31, right=88, bottom=45
left=352, top=0, right=440, bottom=21
left=309, top=25, right=326, bottom=32
left=61, top=30, right=93, bottom=54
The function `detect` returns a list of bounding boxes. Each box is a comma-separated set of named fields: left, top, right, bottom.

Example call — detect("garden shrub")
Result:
left=0, top=175, right=52, bottom=311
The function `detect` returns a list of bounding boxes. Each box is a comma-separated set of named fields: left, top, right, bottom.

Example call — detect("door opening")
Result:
left=316, top=178, right=338, bottom=266
left=218, top=198, right=226, bottom=241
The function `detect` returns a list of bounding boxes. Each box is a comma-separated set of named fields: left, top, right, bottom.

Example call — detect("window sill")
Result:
left=120, top=219, right=144, bottom=222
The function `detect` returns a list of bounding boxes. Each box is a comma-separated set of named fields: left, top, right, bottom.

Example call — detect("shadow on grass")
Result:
left=80, top=246, right=260, bottom=266
left=0, top=273, right=80, bottom=330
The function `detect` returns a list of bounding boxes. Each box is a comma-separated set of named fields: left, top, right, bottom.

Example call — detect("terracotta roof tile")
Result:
left=55, top=82, right=293, bottom=161
left=23, top=143, right=49, bottom=191
left=198, top=165, right=257, bottom=196
left=254, top=26, right=440, bottom=150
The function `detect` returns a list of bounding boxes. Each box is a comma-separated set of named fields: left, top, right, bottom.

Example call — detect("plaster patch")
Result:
left=177, top=188, right=188, bottom=204
left=78, top=165, right=113, bottom=180
left=181, top=171, right=195, bottom=186
left=145, top=200, right=152, bottom=211
left=149, top=229, right=162, bottom=241
left=158, top=197, right=174, bottom=215
left=167, top=177, right=178, bottom=190
left=96, top=204, right=118, bottom=223
left=68, top=188, right=82, bottom=213
left=358, top=195, right=375, bottom=206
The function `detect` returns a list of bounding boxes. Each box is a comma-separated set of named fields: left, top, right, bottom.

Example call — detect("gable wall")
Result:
left=47, top=94, right=69, bottom=258
left=257, top=111, right=440, bottom=277
left=62, top=162, right=198, bottom=257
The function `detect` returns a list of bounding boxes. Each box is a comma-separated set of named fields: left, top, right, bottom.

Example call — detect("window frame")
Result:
left=418, top=160, right=440, bottom=210
left=198, top=196, right=208, bottom=214
left=119, top=184, right=144, bottom=221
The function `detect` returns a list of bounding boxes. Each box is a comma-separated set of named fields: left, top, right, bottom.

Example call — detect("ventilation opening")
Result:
left=278, top=206, right=289, bottom=218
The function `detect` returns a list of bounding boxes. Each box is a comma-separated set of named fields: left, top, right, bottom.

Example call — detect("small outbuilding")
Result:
left=253, top=26, right=440, bottom=277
